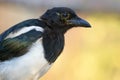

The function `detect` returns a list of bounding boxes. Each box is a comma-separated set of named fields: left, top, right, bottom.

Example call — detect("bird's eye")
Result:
left=62, top=13, right=70, bottom=19
left=62, top=13, right=68, bottom=17
left=56, top=12, right=70, bottom=19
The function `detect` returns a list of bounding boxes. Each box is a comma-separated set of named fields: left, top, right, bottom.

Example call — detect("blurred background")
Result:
left=0, top=0, right=120, bottom=80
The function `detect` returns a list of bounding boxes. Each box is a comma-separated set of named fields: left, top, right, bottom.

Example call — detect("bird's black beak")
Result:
left=67, top=17, right=91, bottom=27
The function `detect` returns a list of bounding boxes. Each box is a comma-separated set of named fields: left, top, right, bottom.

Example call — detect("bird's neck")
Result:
left=43, top=27, right=65, bottom=63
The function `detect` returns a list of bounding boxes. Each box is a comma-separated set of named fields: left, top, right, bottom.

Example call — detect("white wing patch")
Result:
left=0, top=38, right=51, bottom=80
left=5, top=26, right=44, bottom=39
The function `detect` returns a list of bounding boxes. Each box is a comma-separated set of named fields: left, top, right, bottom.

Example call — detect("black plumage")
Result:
left=0, top=7, right=91, bottom=80
left=0, top=19, right=44, bottom=61
left=0, top=7, right=91, bottom=63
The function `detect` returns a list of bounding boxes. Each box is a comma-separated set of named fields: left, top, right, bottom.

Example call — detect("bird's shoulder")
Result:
left=0, top=19, right=46, bottom=61
left=0, top=19, right=46, bottom=42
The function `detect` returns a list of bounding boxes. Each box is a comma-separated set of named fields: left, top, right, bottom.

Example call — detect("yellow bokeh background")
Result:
left=0, top=3, right=120, bottom=80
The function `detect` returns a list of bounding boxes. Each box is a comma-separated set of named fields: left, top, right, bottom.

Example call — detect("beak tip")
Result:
left=85, top=23, right=91, bottom=28
left=79, top=19, right=91, bottom=28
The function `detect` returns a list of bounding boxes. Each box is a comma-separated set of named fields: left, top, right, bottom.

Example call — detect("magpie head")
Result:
left=41, top=7, right=91, bottom=32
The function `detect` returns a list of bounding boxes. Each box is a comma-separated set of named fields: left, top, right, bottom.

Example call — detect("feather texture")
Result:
left=0, top=38, right=51, bottom=80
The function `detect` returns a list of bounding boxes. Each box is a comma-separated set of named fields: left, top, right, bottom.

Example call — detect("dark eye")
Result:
left=63, top=13, right=68, bottom=17
left=62, top=13, right=70, bottom=19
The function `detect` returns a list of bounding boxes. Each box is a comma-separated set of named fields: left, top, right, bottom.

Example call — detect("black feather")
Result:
left=0, top=7, right=91, bottom=63
left=0, top=19, right=45, bottom=61
left=43, top=29, right=64, bottom=63
left=0, top=19, right=46, bottom=42
left=0, top=29, right=43, bottom=61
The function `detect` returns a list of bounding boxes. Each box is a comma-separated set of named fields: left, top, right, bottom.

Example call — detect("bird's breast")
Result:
left=43, top=33, right=65, bottom=63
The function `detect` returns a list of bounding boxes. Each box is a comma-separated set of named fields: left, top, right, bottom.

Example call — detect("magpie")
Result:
left=0, top=7, right=91, bottom=80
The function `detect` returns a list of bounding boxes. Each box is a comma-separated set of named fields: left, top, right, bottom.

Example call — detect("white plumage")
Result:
left=5, top=26, right=44, bottom=39
left=0, top=7, right=91, bottom=80
left=0, top=38, right=51, bottom=80
left=0, top=26, right=51, bottom=80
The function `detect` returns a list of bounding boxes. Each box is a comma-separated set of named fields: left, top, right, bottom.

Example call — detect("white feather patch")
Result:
left=0, top=38, right=51, bottom=80
left=5, top=26, right=44, bottom=39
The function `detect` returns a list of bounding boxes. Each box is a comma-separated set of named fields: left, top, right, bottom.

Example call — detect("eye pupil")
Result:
left=63, top=13, right=68, bottom=17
